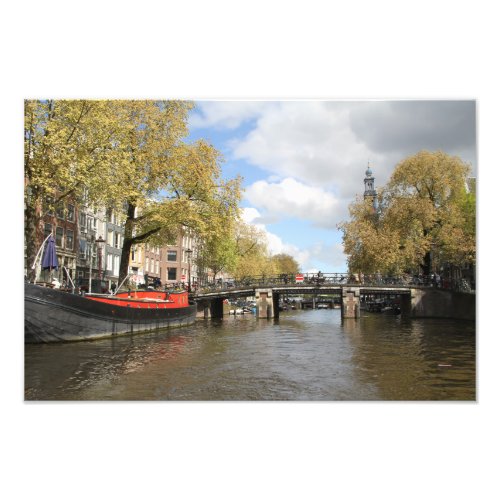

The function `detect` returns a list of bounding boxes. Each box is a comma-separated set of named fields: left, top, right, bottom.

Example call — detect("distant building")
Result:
left=363, top=162, right=378, bottom=211
left=104, top=208, right=125, bottom=287
left=142, top=229, right=199, bottom=289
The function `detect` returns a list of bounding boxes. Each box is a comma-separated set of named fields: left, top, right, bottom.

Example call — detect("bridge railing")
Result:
left=195, top=273, right=475, bottom=294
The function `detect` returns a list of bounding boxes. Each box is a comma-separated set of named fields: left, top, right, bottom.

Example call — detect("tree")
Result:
left=195, top=224, right=239, bottom=284
left=232, top=222, right=271, bottom=279
left=339, top=151, right=475, bottom=276
left=385, top=150, right=474, bottom=275
left=270, top=253, right=300, bottom=275
left=24, top=100, right=121, bottom=280
left=338, top=195, right=405, bottom=275
left=107, top=100, right=242, bottom=284
left=24, top=100, right=242, bottom=285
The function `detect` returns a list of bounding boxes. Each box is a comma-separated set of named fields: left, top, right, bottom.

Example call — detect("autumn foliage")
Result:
left=339, top=151, right=475, bottom=276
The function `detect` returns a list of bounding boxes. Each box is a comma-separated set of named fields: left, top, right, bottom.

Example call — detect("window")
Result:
left=79, top=238, right=87, bottom=259
left=131, top=246, right=136, bottom=261
left=146, top=258, right=149, bottom=272
left=114, top=256, right=120, bottom=276
left=55, top=227, right=64, bottom=247
left=56, top=203, right=65, bottom=219
left=44, top=223, right=52, bottom=238
left=107, top=254, right=113, bottom=273
left=155, top=260, right=159, bottom=274
left=66, top=230, right=74, bottom=250
left=79, top=213, right=87, bottom=233
left=67, top=204, right=75, bottom=222
left=114, top=232, right=120, bottom=249
left=107, top=230, right=113, bottom=246
left=167, top=268, right=177, bottom=280
left=45, top=197, right=54, bottom=215
left=167, top=250, right=177, bottom=262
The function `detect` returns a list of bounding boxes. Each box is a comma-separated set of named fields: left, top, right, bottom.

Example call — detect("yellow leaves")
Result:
left=340, top=150, right=475, bottom=275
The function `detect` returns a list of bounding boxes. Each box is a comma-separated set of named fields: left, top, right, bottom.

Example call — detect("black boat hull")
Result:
left=25, top=283, right=197, bottom=343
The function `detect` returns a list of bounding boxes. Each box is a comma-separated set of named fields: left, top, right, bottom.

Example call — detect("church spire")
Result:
left=364, top=162, right=377, bottom=199
left=363, top=162, right=378, bottom=211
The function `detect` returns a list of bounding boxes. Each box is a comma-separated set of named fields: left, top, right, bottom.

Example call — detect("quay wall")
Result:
left=405, top=288, right=475, bottom=321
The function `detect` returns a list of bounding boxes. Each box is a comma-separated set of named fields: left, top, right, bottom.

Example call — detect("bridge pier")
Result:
left=401, top=287, right=475, bottom=320
left=255, top=289, right=278, bottom=319
left=342, top=287, right=361, bottom=319
left=196, top=298, right=227, bottom=319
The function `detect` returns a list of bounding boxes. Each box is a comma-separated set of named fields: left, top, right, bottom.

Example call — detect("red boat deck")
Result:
left=86, top=290, right=190, bottom=309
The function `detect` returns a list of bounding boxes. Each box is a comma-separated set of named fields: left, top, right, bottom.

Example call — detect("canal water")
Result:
left=24, top=309, right=476, bottom=401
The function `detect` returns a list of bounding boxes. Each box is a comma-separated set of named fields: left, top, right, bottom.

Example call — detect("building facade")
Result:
left=39, top=194, right=78, bottom=284
left=139, top=230, right=199, bottom=289
left=104, top=208, right=125, bottom=288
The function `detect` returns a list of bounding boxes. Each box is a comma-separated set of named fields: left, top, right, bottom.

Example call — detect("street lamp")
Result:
left=96, top=235, right=106, bottom=282
left=186, top=248, right=193, bottom=293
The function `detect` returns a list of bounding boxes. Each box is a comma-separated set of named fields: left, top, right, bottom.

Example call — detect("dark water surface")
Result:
left=24, top=309, right=476, bottom=401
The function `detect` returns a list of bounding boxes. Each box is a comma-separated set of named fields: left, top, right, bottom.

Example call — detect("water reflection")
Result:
left=25, top=309, right=475, bottom=401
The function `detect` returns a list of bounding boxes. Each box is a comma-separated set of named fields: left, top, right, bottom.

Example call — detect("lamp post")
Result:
left=96, top=235, right=105, bottom=283
left=186, top=248, right=193, bottom=293
left=88, top=234, right=95, bottom=295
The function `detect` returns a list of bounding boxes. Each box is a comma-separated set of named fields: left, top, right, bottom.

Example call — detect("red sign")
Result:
left=295, top=274, right=304, bottom=283
left=181, top=274, right=186, bottom=281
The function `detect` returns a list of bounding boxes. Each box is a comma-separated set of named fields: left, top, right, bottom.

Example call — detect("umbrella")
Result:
left=41, top=236, right=59, bottom=271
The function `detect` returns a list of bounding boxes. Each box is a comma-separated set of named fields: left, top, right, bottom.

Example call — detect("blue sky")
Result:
left=186, top=100, right=477, bottom=273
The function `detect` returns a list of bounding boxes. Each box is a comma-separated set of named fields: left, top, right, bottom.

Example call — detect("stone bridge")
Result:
left=192, top=274, right=475, bottom=321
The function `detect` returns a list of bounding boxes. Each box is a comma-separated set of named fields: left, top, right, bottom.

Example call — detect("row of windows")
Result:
left=45, top=223, right=194, bottom=277
left=132, top=248, right=178, bottom=262
left=107, top=229, right=122, bottom=249
left=145, top=257, right=160, bottom=275
left=45, top=223, right=74, bottom=250
left=56, top=203, right=75, bottom=221
left=106, top=254, right=121, bottom=276
left=46, top=198, right=75, bottom=223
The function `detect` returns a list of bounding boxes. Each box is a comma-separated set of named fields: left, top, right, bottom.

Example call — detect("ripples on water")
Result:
left=24, top=309, right=475, bottom=401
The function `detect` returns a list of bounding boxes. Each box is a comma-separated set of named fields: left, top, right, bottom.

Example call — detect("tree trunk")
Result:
left=118, top=202, right=137, bottom=285
left=118, top=237, right=133, bottom=286
left=24, top=195, right=41, bottom=282
left=421, top=251, right=432, bottom=277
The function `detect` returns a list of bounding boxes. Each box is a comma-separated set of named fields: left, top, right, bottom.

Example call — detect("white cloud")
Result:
left=240, top=206, right=346, bottom=272
left=240, top=207, right=261, bottom=224
left=241, top=207, right=310, bottom=266
left=217, top=100, right=475, bottom=200
left=190, top=101, right=277, bottom=130
left=231, top=101, right=386, bottom=199
left=244, top=177, right=342, bottom=229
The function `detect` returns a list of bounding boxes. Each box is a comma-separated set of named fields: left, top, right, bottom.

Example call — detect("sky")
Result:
left=187, top=100, right=476, bottom=273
